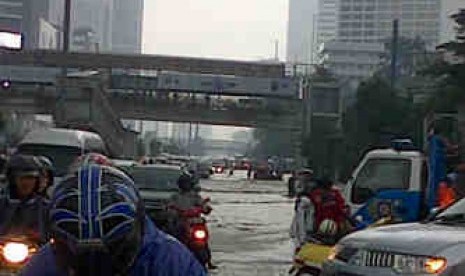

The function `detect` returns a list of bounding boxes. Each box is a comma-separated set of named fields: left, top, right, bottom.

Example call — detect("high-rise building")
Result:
left=0, top=0, right=24, bottom=34
left=316, top=0, right=338, bottom=47
left=111, top=0, right=143, bottom=54
left=70, top=0, right=114, bottom=52
left=0, top=0, right=58, bottom=50
left=286, top=0, right=318, bottom=64
left=318, top=0, right=442, bottom=82
left=318, top=41, right=384, bottom=80
left=337, top=0, right=441, bottom=48
left=440, top=0, right=463, bottom=44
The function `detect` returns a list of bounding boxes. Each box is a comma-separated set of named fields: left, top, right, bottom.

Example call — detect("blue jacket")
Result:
left=19, top=217, right=207, bottom=276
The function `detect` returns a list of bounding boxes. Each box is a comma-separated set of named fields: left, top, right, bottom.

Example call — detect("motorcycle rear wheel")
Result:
left=297, top=267, right=320, bottom=276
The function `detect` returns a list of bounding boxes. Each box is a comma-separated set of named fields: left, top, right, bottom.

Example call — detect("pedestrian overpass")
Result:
left=0, top=50, right=303, bottom=159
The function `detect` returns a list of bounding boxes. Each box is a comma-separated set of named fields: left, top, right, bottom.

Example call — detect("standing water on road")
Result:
left=202, top=172, right=294, bottom=276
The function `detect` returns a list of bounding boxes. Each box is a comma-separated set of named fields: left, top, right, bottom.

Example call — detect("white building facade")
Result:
left=336, top=0, right=441, bottom=48
left=316, top=0, right=441, bottom=81
left=317, top=0, right=338, bottom=47
left=318, top=41, right=384, bottom=80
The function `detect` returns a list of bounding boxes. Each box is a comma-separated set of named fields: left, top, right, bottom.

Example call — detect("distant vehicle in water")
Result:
left=112, top=158, right=138, bottom=175
left=211, top=159, right=226, bottom=174
left=197, top=161, right=213, bottom=179
left=127, top=164, right=182, bottom=231
left=234, top=158, right=251, bottom=170
left=253, top=161, right=282, bottom=180
left=16, top=128, right=107, bottom=178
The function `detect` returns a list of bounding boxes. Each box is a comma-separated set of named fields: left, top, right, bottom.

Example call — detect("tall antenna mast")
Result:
left=274, top=40, right=279, bottom=61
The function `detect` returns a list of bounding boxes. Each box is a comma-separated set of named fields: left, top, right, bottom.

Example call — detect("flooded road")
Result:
left=201, top=172, right=294, bottom=276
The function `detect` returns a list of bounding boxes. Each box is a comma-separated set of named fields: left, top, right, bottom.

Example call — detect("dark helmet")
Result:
left=177, top=172, right=194, bottom=192
left=5, top=154, right=42, bottom=198
left=316, top=176, right=333, bottom=189
left=37, top=156, right=54, bottom=187
left=49, top=165, right=145, bottom=275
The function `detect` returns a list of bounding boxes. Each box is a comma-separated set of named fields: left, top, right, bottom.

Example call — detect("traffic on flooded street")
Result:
left=2, top=0, right=465, bottom=275
left=204, top=173, right=293, bottom=275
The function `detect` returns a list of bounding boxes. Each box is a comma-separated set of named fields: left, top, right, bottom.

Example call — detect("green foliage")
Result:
left=304, top=9, right=465, bottom=180
left=425, top=10, right=465, bottom=112
left=303, top=117, right=342, bottom=177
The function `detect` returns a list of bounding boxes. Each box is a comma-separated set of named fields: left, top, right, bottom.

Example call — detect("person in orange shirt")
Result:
left=437, top=178, right=456, bottom=209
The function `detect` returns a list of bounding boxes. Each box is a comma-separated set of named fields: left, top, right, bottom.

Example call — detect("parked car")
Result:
left=127, top=164, right=182, bottom=231
left=322, top=197, right=465, bottom=276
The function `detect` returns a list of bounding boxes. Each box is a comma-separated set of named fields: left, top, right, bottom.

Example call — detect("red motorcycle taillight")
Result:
left=191, top=224, right=208, bottom=244
left=193, top=229, right=207, bottom=241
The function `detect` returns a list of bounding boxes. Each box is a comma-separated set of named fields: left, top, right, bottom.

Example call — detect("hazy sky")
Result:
left=142, top=0, right=289, bottom=61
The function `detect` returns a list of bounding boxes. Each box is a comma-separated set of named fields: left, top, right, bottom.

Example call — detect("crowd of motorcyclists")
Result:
left=0, top=152, right=209, bottom=275
left=0, top=149, right=359, bottom=275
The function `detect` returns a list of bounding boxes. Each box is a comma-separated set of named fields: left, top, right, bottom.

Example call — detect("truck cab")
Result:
left=344, top=145, right=429, bottom=225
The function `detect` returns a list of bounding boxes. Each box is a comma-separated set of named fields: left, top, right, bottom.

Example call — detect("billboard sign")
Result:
left=0, top=31, right=23, bottom=50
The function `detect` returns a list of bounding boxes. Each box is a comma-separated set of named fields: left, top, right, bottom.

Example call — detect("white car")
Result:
left=323, top=198, right=465, bottom=276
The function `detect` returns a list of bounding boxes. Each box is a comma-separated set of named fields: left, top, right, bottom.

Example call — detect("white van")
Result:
left=17, top=128, right=107, bottom=176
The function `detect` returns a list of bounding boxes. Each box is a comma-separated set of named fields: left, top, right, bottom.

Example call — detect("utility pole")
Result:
left=390, top=19, right=399, bottom=88
left=58, top=0, right=71, bottom=122
left=63, top=0, right=71, bottom=53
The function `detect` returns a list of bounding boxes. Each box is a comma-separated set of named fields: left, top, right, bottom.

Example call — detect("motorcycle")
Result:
left=169, top=199, right=212, bottom=268
left=289, top=216, right=394, bottom=276
left=0, top=235, right=39, bottom=275
left=289, top=236, right=335, bottom=276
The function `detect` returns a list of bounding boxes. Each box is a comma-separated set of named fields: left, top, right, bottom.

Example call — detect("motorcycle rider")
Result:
left=308, top=177, right=347, bottom=239
left=20, top=163, right=206, bottom=276
left=169, top=172, right=216, bottom=269
left=0, top=154, right=47, bottom=242
left=289, top=170, right=316, bottom=251
left=36, top=156, right=54, bottom=198
left=170, top=172, right=212, bottom=216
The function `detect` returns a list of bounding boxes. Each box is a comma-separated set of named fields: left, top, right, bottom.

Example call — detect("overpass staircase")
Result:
left=54, top=73, right=137, bottom=158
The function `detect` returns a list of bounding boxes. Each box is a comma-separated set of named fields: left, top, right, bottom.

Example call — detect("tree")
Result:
left=338, top=77, right=421, bottom=179
left=380, top=36, right=430, bottom=78
left=425, top=9, right=465, bottom=111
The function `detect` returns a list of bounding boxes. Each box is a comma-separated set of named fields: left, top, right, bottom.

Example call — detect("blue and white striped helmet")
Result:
left=49, top=164, right=144, bottom=275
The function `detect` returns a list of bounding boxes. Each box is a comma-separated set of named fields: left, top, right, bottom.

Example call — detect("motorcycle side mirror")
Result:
left=424, top=207, right=443, bottom=222
left=430, top=207, right=441, bottom=216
